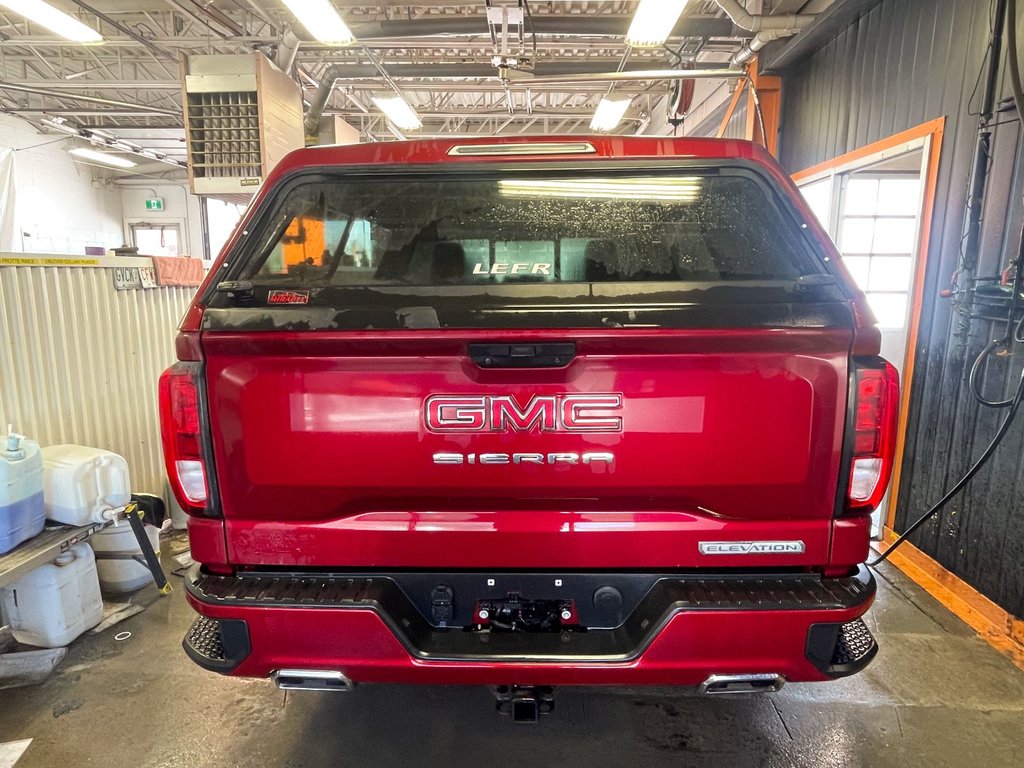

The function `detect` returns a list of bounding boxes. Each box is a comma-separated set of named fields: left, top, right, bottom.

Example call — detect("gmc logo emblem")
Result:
left=425, top=394, right=623, bottom=433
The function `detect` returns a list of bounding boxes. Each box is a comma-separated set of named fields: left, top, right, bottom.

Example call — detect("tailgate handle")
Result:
left=469, top=343, right=576, bottom=368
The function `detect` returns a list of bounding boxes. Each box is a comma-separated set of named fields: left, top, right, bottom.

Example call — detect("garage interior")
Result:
left=2, top=0, right=1024, bottom=765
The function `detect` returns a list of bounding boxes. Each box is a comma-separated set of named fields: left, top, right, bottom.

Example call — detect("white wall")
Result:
left=0, top=114, right=124, bottom=253
left=120, top=182, right=206, bottom=258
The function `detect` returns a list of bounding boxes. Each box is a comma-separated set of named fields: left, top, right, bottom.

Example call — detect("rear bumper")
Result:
left=182, top=566, right=877, bottom=686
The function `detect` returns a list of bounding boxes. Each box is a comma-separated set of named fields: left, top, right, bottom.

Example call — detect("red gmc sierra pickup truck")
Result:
left=162, top=136, right=897, bottom=717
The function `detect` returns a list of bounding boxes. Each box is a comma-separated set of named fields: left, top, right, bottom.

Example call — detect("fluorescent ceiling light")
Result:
left=371, top=95, right=422, bottom=131
left=626, top=0, right=689, bottom=48
left=281, top=0, right=355, bottom=45
left=69, top=147, right=136, bottom=169
left=0, top=0, right=102, bottom=42
left=498, top=177, right=703, bottom=202
left=590, top=97, right=632, bottom=132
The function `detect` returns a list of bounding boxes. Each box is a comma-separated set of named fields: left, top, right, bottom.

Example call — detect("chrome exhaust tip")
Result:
left=699, top=673, right=785, bottom=695
left=272, top=669, right=354, bottom=692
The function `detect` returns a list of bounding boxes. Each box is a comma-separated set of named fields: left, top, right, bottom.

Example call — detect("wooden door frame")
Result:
left=792, top=117, right=945, bottom=533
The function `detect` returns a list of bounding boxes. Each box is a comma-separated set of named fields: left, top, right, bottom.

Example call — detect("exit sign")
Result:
left=144, top=197, right=164, bottom=211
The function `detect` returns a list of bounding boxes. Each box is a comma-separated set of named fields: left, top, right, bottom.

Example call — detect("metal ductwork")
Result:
left=713, top=0, right=815, bottom=30
left=275, top=28, right=302, bottom=74
left=713, top=0, right=817, bottom=66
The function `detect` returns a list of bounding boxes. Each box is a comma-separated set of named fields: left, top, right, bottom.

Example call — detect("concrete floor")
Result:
left=2, top=540, right=1024, bottom=768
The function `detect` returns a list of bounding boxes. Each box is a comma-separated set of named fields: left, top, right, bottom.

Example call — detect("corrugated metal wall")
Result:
left=0, top=259, right=195, bottom=496
left=689, top=96, right=748, bottom=139
left=779, top=0, right=1024, bottom=617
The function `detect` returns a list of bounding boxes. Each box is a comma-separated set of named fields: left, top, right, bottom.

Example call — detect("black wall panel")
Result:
left=779, top=0, right=1024, bottom=617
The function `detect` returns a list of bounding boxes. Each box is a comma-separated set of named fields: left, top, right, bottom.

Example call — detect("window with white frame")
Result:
left=836, top=175, right=921, bottom=329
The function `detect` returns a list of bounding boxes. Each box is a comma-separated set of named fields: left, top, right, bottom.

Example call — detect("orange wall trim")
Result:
left=791, top=117, right=946, bottom=184
left=879, top=529, right=1024, bottom=671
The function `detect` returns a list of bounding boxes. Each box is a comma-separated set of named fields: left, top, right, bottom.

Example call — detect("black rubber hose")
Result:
left=969, top=338, right=1016, bottom=407
left=870, top=363, right=1024, bottom=566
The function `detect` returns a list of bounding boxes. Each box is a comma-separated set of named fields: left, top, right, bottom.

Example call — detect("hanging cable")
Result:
left=969, top=339, right=1017, bottom=407
left=747, top=77, right=768, bottom=148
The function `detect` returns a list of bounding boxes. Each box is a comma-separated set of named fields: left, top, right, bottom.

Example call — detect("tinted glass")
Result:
left=241, top=171, right=816, bottom=287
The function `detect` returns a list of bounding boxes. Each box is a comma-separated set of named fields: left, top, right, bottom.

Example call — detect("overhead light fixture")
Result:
left=590, top=97, right=633, bottom=132
left=0, top=0, right=102, bottom=43
left=44, top=118, right=187, bottom=168
left=626, top=0, right=689, bottom=48
left=371, top=94, right=422, bottom=131
left=281, top=0, right=355, bottom=45
left=69, top=147, right=136, bottom=169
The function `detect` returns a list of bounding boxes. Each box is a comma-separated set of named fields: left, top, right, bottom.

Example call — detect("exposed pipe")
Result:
left=304, top=65, right=345, bottom=135
left=961, top=0, right=1009, bottom=273
left=732, top=29, right=795, bottom=67
left=713, top=0, right=815, bottom=31
left=510, top=68, right=742, bottom=86
left=347, top=16, right=737, bottom=41
left=713, top=0, right=816, bottom=67
left=0, top=81, right=179, bottom=115
left=275, top=28, right=302, bottom=74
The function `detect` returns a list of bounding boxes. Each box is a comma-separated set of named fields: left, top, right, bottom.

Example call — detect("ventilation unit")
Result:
left=182, top=54, right=304, bottom=197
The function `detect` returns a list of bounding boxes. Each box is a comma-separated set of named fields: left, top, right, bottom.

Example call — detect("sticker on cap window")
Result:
left=472, top=262, right=552, bottom=276
left=267, top=289, right=310, bottom=305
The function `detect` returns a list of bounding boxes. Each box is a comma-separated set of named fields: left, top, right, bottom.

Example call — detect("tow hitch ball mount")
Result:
left=493, top=685, right=555, bottom=723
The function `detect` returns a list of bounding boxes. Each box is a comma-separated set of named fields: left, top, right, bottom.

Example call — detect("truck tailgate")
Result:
left=202, top=328, right=851, bottom=568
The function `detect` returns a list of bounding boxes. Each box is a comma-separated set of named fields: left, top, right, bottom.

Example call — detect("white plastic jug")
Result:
left=41, top=445, right=131, bottom=525
left=90, top=523, right=161, bottom=593
left=0, top=430, right=46, bottom=554
left=166, top=481, right=188, bottom=530
left=0, top=544, right=103, bottom=647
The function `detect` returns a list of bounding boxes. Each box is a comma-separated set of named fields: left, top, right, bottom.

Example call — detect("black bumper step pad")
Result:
left=185, top=565, right=875, bottom=664
left=183, top=615, right=251, bottom=673
left=806, top=617, right=879, bottom=678
left=187, top=566, right=874, bottom=612
left=185, top=615, right=225, bottom=660
left=833, top=618, right=877, bottom=666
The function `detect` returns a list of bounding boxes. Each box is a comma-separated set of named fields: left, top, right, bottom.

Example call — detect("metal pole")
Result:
left=0, top=81, right=179, bottom=115
left=509, top=68, right=742, bottom=85
left=963, top=0, right=1009, bottom=272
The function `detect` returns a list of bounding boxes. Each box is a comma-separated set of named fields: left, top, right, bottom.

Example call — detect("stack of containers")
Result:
left=0, top=430, right=45, bottom=554
left=0, top=443, right=156, bottom=648
left=41, top=445, right=159, bottom=593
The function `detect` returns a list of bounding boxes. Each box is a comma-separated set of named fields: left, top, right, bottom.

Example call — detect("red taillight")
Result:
left=159, top=362, right=209, bottom=515
left=846, top=360, right=900, bottom=512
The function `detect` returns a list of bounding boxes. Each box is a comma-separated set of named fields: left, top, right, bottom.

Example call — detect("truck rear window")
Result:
left=237, top=169, right=820, bottom=287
